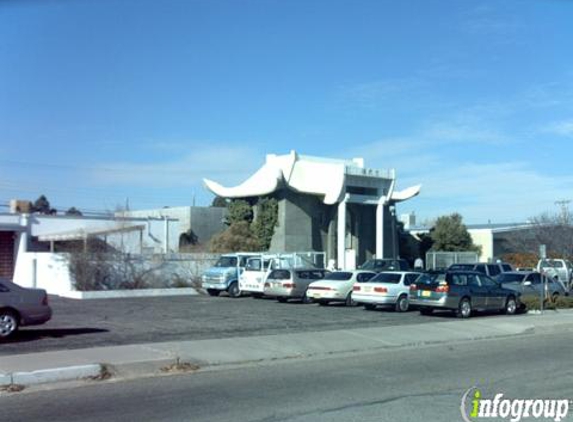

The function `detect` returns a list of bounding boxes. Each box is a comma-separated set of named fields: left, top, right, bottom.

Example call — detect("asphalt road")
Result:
left=1, top=293, right=462, bottom=355
left=2, top=332, right=572, bottom=422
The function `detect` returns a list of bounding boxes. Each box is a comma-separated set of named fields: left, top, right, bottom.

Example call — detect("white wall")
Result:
left=468, top=229, right=494, bottom=262
left=13, top=252, right=74, bottom=296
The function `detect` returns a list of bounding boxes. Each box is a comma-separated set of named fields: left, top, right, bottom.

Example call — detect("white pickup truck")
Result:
left=537, top=259, right=573, bottom=292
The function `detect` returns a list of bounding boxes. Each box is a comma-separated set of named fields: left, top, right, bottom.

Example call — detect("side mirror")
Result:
left=523, top=281, right=532, bottom=286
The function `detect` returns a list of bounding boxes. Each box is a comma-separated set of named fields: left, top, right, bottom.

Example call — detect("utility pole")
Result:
left=555, top=199, right=570, bottom=224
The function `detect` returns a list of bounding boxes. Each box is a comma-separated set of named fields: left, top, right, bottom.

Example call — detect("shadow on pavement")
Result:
left=6, top=328, right=109, bottom=343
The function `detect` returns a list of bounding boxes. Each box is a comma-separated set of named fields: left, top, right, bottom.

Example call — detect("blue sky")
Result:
left=1, top=0, right=572, bottom=223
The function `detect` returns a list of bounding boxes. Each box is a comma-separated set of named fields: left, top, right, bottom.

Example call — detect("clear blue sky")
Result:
left=1, top=0, right=572, bottom=223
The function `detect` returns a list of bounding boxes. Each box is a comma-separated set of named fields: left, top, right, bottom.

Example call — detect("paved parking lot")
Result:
left=1, top=293, right=459, bottom=356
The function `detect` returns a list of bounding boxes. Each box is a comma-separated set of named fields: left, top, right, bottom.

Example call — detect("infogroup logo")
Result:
left=460, top=387, right=571, bottom=422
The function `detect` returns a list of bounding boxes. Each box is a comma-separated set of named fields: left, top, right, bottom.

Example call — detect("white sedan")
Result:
left=306, top=270, right=377, bottom=306
left=352, top=271, right=422, bottom=312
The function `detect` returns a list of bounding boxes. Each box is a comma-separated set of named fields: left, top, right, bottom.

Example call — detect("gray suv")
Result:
left=410, top=271, right=520, bottom=318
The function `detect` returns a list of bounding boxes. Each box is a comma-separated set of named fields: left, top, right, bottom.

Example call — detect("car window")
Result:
left=501, top=264, right=512, bottom=272
left=246, top=258, right=261, bottom=271
left=370, top=273, right=402, bottom=284
left=553, top=261, right=564, bottom=268
left=530, top=273, right=541, bottom=285
left=404, top=273, right=418, bottom=286
left=479, top=275, right=498, bottom=288
left=268, top=270, right=291, bottom=280
left=450, top=273, right=469, bottom=286
left=324, top=272, right=353, bottom=281
left=474, top=264, right=486, bottom=274
left=356, top=272, right=376, bottom=282
left=488, top=265, right=501, bottom=276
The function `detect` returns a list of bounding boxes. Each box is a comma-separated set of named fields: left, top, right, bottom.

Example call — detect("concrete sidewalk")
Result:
left=2, top=310, right=572, bottom=388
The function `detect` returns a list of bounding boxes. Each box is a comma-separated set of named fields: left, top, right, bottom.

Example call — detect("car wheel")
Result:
left=206, top=289, right=220, bottom=297
left=457, top=298, right=472, bottom=318
left=504, top=296, right=517, bottom=315
left=364, top=303, right=376, bottom=311
left=345, top=292, right=357, bottom=307
left=420, top=308, right=433, bottom=316
left=395, top=295, right=409, bottom=312
left=277, top=297, right=288, bottom=303
left=227, top=282, right=241, bottom=298
left=0, top=310, right=18, bottom=339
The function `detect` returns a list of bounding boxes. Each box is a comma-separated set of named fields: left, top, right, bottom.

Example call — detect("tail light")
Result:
left=435, top=285, right=449, bottom=293
left=309, top=286, right=331, bottom=291
left=353, top=285, right=361, bottom=291
left=42, top=294, right=49, bottom=306
left=410, top=284, right=417, bottom=291
left=283, top=283, right=296, bottom=288
left=374, top=287, right=387, bottom=293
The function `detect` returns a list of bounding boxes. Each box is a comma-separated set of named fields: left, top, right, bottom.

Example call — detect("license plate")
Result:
left=422, top=290, right=431, bottom=297
left=312, top=292, right=321, bottom=298
left=364, top=286, right=372, bottom=292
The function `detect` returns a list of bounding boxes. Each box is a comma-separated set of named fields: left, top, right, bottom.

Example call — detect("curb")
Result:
left=1, top=364, right=102, bottom=387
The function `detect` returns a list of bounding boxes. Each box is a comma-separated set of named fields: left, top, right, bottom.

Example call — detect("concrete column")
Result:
left=376, top=201, right=385, bottom=259
left=337, top=197, right=347, bottom=270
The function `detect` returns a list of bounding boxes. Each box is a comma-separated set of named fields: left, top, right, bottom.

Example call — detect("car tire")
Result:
left=277, top=297, right=288, bottom=303
left=206, top=289, right=220, bottom=297
left=0, top=309, right=18, bottom=339
left=395, top=295, right=409, bottom=312
left=345, top=292, right=357, bottom=307
left=504, top=296, right=517, bottom=315
left=420, top=308, right=433, bottom=316
left=364, top=304, right=376, bottom=311
left=301, top=291, right=312, bottom=304
left=227, top=282, right=241, bottom=298
left=457, top=298, right=472, bottom=318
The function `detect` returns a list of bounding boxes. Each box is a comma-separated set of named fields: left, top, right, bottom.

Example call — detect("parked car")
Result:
left=498, top=271, right=567, bottom=300
left=264, top=268, right=329, bottom=303
left=0, top=278, right=52, bottom=339
left=358, top=258, right=411, bottom=273
left=201, top=253, right=259, bottom=297
left=306, top=270, right=377, bottom=306
left=409, top=271, right=520, bottom=318
left=352, top=271, right=421, bottom=312
left=537, top=259, right=573, bottom=291
left=448, top=262, right=512, bottom=279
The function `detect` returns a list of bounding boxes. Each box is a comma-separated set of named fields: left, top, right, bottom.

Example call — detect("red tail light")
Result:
left=435, top=285, right=449, bottom=293
left=309, top=286, right=331, bottom=291
left=283, top=283, right=296, bottom=288
left=353, top=285, right=361, bottom=291
left=410, top=284, right=417, bottom=291
left=374, top=287, right=388, bottom=293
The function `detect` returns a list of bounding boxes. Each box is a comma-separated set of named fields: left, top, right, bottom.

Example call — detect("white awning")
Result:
left=38, top=224, right=146, bottom=242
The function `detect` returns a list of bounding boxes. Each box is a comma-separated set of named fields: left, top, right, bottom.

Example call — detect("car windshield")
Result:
left=369, top=273, right=402, bottom=284
left=359, top=259, right=398, bottom=270
left=215, top=257, right=238, bottom=267
left=323, top=272, right=353, bottom=281
left=498, top=274, right=524, bottom=283
left=268, top=270, right=291, bottom=280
